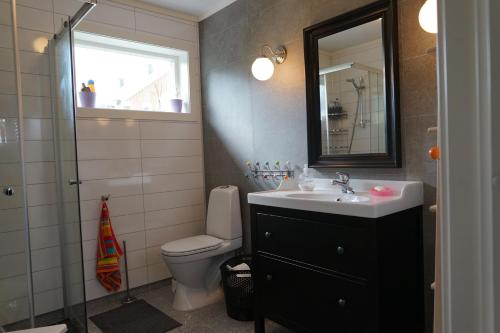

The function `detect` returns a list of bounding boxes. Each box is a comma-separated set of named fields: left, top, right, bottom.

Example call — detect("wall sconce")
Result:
left=419, top=0, right=437, bottom=34
left=251, top=45, right=287, bottom=81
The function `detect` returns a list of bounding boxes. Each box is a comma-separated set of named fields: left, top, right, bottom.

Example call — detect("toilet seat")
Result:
left=161, top=235, right=223, bottom=257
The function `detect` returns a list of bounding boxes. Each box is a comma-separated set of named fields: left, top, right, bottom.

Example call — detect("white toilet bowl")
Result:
left=161, top=186, right=243, bottom=311
left=162, top=235, right=242, bottom=310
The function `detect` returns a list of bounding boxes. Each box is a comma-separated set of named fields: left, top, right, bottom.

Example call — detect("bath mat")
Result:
left=90, top=299, right=181, bottom=333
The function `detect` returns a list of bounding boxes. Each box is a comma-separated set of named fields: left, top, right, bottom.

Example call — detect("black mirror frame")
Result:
left=304, top=0, right=401, bottom=168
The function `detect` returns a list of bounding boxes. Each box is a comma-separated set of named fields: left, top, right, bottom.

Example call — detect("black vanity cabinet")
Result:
left=251, top=204, right=424, bottom=333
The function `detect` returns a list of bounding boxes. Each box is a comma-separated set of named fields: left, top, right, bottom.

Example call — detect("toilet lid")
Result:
left=161, top=235, right=223, bottom=256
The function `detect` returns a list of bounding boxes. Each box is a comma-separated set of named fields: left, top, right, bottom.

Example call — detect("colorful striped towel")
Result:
left=96, top=201, right=123, bottom=292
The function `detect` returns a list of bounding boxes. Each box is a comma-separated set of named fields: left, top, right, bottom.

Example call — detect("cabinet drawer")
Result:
left=256, top=213, right=373, bottom=278
left=255, top=255, right=371, bottom=332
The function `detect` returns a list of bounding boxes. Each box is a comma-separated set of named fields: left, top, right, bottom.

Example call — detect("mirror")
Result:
left=318, top=19, right=385, bottom=155
left=304, top=1, right=401, bottom=168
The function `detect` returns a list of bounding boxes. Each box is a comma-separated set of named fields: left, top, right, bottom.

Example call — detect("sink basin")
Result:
left=248, top=178, right=423, bottom=218
left=285, top=192, right=370, bottom=203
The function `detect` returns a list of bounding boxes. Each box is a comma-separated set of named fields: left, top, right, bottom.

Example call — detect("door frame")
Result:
left=437, top=0, right=498, bottom=332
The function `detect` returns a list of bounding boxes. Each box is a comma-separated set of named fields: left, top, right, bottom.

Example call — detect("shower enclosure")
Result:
left=0, top=1, right=95, bottom=331
left=319, top=62, right=386, bottom=155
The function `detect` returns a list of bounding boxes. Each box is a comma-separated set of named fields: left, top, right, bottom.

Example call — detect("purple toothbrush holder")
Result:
left=170, top=98, right=183, bottom=113
left=78, top=91, right=96, bottom=108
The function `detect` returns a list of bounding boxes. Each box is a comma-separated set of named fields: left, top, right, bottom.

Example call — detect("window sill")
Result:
left=76, top=107, right=199, bottom=122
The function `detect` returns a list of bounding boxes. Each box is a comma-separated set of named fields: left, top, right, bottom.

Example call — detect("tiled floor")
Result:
left=86, top=281, right=293, bottom=333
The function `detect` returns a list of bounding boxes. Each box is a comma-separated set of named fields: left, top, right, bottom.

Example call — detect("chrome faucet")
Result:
left=331, top=172, right=355, bottom=194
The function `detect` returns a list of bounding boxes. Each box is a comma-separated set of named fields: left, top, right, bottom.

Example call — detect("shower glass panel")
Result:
left=0, top=115, right=31, bottom=330
left=1, top=1, right=94, bottom=331
left=50, top=22, right=87, bottom=333
left=0, top=1, right=34, bottom=330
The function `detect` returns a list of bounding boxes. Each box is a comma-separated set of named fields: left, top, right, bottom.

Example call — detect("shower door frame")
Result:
left=437, top=0, right=499, bottom=332
left=50, top=2, right=97, bottom=331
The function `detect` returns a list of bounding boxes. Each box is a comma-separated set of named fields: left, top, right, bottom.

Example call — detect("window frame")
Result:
left=74, top=20, right=200, bottom=122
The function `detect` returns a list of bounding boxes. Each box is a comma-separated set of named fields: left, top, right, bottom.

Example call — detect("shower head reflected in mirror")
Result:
left=346, top=78, right=365, bottom=91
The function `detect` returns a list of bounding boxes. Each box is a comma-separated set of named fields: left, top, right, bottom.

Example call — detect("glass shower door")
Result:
left=0, top=1, right=34, bottom=330
left=0, top=62, right=34, bottom=332
left=50, top=22, right=87, bottom=333
left=0, top=94, right=34, bottom=332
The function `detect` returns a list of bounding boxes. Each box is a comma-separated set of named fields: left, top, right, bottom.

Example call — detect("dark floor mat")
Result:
left=89, top=300, right=181, bottom=333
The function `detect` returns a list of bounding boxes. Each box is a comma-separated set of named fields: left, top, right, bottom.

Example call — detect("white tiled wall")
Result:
left=77, top=118, right=205, bottom=301
left=67, top=0, right=204, bottom=301
left=0, top=0, right=203, bottom=323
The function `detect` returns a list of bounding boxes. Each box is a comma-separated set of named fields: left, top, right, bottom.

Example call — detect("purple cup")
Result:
left=170, top=98, right=183, bottom=113
left=78, top=92, right=96, bottom=108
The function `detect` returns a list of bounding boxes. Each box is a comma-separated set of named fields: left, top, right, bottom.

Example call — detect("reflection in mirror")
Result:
left=318, top=19, right=386, bottom=156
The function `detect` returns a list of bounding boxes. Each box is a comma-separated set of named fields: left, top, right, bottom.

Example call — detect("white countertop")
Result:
left=247, top=178, right=423, bottom=218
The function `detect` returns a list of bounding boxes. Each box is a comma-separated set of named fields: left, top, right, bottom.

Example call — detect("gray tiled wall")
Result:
left=200, top=0, right=437, bottom=331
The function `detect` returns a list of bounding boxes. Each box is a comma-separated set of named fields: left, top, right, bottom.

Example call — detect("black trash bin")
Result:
left=220, top=255, right=254, bottom=321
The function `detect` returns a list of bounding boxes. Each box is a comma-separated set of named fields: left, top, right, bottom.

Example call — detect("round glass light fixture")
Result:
left=251, top=45, right=287, bottom=81
left=419, top=0, right=437, bottom=34
left=252, top=57, right=275, bottom=81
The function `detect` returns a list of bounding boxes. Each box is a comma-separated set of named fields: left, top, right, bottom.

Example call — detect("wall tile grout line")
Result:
left=76, top=138, right=202, bottom=141
left=77, top=190, right=204, bottom=202
left=77, top=155, right=203, bottom=162
left=136, top=119, right=148, bottom=282
left=0, top=46, right=49, bottom=56
left=78, top=171, right=204, bottom=182
left=0, top=23, right=54, bottom=36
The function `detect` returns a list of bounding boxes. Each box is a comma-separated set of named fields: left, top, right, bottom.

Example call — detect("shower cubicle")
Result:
left=0, top=1, right=96, bottom=331
left=319, top=61, right=386, bottom=155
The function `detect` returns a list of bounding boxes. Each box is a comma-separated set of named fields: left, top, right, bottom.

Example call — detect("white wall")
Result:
left=77, top=118, right=205, bottom=300
left=0, top=0, right=204, bottom=323
left=68, top=0, right=205, bottom=301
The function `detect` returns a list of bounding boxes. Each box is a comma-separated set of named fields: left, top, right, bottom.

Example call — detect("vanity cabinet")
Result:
left=251, top=204, right=424, bottom=333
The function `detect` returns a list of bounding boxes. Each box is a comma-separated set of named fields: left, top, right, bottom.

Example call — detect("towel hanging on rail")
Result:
left=96, top=200, right=123, bottom=292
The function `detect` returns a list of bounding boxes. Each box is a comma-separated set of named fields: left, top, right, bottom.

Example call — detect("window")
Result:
left=74, top=32, right=190, bottom=113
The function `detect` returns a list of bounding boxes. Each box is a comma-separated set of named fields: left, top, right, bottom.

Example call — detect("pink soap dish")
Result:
left=370, top=186, right=394, bottom=197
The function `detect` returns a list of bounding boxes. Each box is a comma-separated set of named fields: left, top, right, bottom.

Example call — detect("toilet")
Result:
left=161, top=185, right=242, bottom=311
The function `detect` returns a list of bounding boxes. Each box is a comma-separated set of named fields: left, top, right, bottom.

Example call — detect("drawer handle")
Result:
left=336, top=246, right=345, bottom=255
left=264, top=231, right=272, bottom=239
left=266, top=274, right=273, bottom=281
left=338, top=298, right=347, bottom=307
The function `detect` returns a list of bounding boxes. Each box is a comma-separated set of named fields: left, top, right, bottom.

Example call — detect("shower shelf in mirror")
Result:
left=327, top=112, right=348, bottom=118
left=329, top=129, right=348, bottom=135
